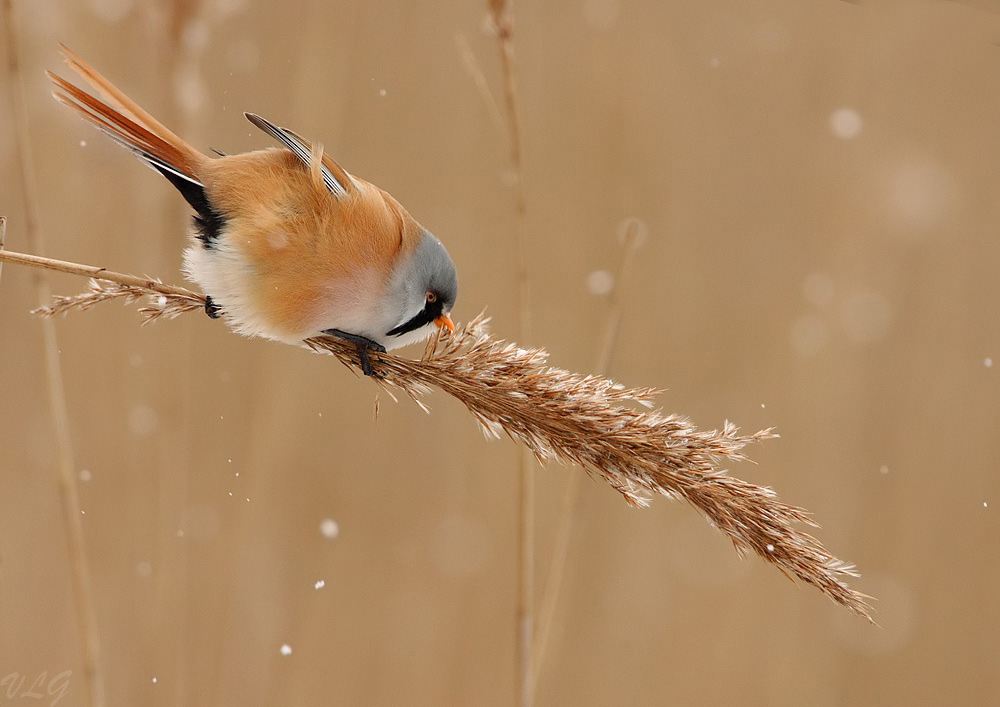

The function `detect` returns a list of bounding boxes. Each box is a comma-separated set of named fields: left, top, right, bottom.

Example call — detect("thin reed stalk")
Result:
left=0, top=217, right=6, bottom=282
left=0, top=247, right=874, bottom=625
left=487, top=1, right=535, bottom=703
left=531, top=222, right=642, bottom=695
left=1, top=3, right=105, bottom=704
left=455, top=33, right=506, bottom=136
left=0, top=249, right=205, bottom=300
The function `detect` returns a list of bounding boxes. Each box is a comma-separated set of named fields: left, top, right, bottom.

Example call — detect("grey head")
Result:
left=379, top=230, right=458, bottom=350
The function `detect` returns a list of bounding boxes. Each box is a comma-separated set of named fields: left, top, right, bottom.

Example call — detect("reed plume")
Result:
left=311, top=321, right=870, bottom=620
left=0, top=247, right=873, bottom=620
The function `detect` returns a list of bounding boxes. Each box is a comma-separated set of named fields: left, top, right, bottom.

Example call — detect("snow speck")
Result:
left=228, top=492, right=233, bottom=497
left=760, top=403, right=766, bottom=409
left=314, top=580, right=326, bottom=590
left=228, top=458, right=232, bottom=463
left=879, top=465, right=890, bottom=475
left=985, top=358, right=993, bottom=368
left=246, top=497, right=250, bottom=502
left=79, top=140, right=87, bottom=147
left=79, top=469, right=92, bottom=482
left=766, top=544, right=775, bottom=552
left=81, top=510, right=86, bottom=515
left=985, top=502, right=989, bottom=508
left=586, top=270, right=614, bottom=296
left=152, top=677, right=157, bottom=684
left=280, top=644, right=292, bottom=656
left=830, top=108, right=863, bottom=140
left=379, top=88, right=387, bottom=97
left=320, top=518, right=340, bottom=539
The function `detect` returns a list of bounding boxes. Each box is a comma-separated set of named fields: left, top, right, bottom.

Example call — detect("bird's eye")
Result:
left=426, top=291, right=437, bottom=304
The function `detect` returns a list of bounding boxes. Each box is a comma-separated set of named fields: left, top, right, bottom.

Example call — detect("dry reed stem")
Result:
left=0, top=249, right=204, bottom=300
left=486, top=1, right=536, bottom=702
left=1, top=3, right=106, bottom=704
left=532, top=222, right=642, bottom=693
left=455, top=33, right=506, bottom=136
left=0, top=217, right=6, bottom=283
left=2, top=247, right=873, bottom=621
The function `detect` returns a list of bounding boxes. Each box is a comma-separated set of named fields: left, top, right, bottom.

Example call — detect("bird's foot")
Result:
left=204, top=295, right=221, bottom=319
left=324, top=329, right=387, bottom=377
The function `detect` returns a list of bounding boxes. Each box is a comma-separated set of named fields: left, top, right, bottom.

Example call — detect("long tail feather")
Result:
left=48, top=45, right=206, bottom=184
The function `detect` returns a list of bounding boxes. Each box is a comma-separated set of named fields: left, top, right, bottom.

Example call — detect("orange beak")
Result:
left=434, top=314, right=455, bottom=333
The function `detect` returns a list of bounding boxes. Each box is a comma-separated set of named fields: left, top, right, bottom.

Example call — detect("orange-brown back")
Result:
left=200, top=150, right=425, bottom=335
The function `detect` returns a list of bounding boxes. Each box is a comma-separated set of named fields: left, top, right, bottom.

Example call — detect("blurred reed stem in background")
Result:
left=485, top=0, right=535, bottom=704
left=531, top=221, right=643, bottom=697
left=1, top=1, right=105, bottom=704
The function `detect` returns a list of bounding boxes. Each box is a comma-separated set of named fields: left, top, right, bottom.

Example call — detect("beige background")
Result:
left=2, top=0, right=999, bottom=705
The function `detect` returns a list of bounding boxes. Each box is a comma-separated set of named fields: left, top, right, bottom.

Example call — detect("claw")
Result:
left=324, top=329, right=386, bottom=378
left=205, top=295, right=221, bottom=319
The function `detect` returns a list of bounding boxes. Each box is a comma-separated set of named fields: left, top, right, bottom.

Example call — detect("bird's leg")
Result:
left=323, top=329, right=387, bottom=378
left=204, top=295, right=221, bottom=319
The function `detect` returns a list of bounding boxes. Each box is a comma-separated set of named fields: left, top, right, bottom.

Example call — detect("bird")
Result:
left=46, top=45, right=457, bottom=377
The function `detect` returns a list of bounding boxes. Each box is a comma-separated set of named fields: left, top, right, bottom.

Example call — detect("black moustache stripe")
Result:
left=387, top=300, right=442, bottom=337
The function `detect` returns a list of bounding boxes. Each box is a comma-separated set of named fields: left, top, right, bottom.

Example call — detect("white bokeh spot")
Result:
left=320, top=518, right=340, bottom=539
left=586, top=269, right=615, bottom=296
left=830, top=108, right=863, bottom=140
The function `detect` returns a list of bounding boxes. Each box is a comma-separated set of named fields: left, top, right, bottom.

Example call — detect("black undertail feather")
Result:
left=153, top=166, right=226, bottom=248
left=192, top=210, right=226, bottom=248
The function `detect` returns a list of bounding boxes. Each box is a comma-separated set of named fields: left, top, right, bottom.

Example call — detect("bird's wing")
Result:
left=244, top=112, right=355, bottom=199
